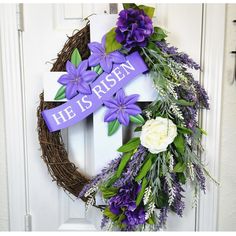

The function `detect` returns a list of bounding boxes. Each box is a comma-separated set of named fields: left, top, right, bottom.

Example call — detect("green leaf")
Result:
left=105, top=27, right=122, bottom=54
left=105, top=174, right=118, bottom=188
left=54, top=85, right=66, bottom=100
left=130, top=114, right=145, bottom=125
left=117, top=214, right=126, bottom=224
left=147, top=41, right=158, bottom=51
left=155, top=191, right=168, bottom=208
left=105, top=151, right=133, bottom=187
left=138, top=5, right=155, bottom=18
left=136, top=178, right=148, bottom=206
left=92, top=64, right=103, bottom=75
left=100, top=186, right=118, bottom=199
left=116, top=152, right=133, bottom=177
left=134, top=126, right=142, bottom=132
left=147, top=215, right=155, bottom=225
left=97, top=66, right=103, bottom=75
left=150, top=27, right=167, bottom=41
left=176, top=99, right=195, bottom=106
left=103, top=207, right=119, bottom=221
left=173, top=134, right=185, bottom=156
left=177, top=125, right=193, bottom=135
left=177, top=173, right=186, bottom=184
left=198, top=127, right=207, bottom=135
left=117, top=137, right=140, bottom=153
left=71, top=48, right=82, bottom=67
left=173, top=162, right=187, bottom=173
left=108, top=120, right=120, bottom=136
left=123, top=3, right=138, bottom=9
left=135, top=153, right=155, bottom=181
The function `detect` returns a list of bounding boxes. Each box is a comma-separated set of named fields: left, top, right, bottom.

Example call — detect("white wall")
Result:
left=217, top=4, right=236, bottom=231
left=0, top=46, right=9, bottom=230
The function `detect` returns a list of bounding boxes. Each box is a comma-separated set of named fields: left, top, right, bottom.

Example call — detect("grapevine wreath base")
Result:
left=37, top=24, right=91, bottom=199
left=37, top=4, right=216, bottom=231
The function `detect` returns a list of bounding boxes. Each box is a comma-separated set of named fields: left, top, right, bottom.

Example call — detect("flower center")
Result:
left=73, top=77, right=81, bottom=84
left=118, top=105, right=126, bottom=112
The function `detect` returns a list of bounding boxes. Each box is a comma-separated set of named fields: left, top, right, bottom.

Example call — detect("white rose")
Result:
left=140, top=117, right=177, bottom=154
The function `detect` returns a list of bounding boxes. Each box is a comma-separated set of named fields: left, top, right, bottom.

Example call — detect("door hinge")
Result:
left=25, top=214, right=32, bottom=231
left=16, top=3, right=24, bottom=32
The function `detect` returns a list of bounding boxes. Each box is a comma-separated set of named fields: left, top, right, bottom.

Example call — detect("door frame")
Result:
left=0, top=3, right=225, bottom=231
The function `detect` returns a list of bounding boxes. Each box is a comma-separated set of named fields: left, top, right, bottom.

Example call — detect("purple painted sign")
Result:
left=42, top=52, right=148, bottom=132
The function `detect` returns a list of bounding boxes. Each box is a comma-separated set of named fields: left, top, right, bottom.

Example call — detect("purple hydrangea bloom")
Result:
left=123, top=207, right=146, bottom=228
left=58, top=60, right=97, bottom=99
left=115, top=8, right=154, bottom=50
left=88, top=36, right=126, bottom=73
left=108, top=182, right=146, bottom=230
left=104, top=89, right=142, bottom=126
left=109, top=182, right=140, bottom=215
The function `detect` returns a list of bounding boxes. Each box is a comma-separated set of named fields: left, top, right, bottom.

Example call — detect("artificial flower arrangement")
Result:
left=41, top=3, right=215, bottom=231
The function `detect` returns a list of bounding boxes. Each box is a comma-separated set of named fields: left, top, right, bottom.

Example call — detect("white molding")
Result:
left=0, top=4, right=27, bottom=231
left=197, top=4, right=226, bottom=231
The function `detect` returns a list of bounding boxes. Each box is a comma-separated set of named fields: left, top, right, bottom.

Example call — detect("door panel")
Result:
left=22, top=3, right=202, bottom=230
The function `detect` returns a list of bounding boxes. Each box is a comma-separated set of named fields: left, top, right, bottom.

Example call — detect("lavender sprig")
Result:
left=101, top=215, right=109, bottom=229
left=113, top=145, right=147, bottom=188
left=158, top=207, right=168, bottom=229
left=193, top=163, right=206, bottom=193
left=79, top=156, right=122, bottom=198
left=156, top=41, right=200, bottom=70
left=163, top=174, right=185, bottom=217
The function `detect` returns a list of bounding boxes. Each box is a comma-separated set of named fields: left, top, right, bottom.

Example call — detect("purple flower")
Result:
left=103, top=89, right=141, bottom=126
left=108, top=182, right=146, bottom=230
left=157, top=207, right=168, bottom=229
left=115, top=8, right=154, bottom=50
left=193, top=164, right=206, bottom=193
left=58, top=60, right=97, bottom=99
left=156, top=41, right=200, bottom=70
left=88, top=36, right=126, bottom=73
left=79, top=155, right=122, bottom=198
left=123, top=207, right=146, bottom=227
left=163, top=174, right=185, bottom=217
left=113, top=145, right=147, bottom=188
left=109, top=182, right=141, bottom=215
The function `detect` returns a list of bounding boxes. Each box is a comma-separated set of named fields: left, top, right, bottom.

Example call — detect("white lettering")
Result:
left=100, top=79, right=111, bottom=92
left=52, top=111, right=67, bottom=125
left=112, top=67, right=125, bottom=81
left=64, top=106, right=76, bottom=120
left=120, top=60, right=135, bottom=75
left=105, top=74, right=117, bottom=87
left=92, top=85, right=107, bottom=99
left=52, top=106, right=75, bottom=125
left=76, top=100, right=86, bottom=112
left=82, top=95, right=92, bottom=109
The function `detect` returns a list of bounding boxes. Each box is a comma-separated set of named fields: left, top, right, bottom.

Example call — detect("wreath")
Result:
left=38, top=4, right=216, bottom=231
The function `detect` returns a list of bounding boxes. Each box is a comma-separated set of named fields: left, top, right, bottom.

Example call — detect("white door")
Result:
left=18, top=3, right=204, bottom=231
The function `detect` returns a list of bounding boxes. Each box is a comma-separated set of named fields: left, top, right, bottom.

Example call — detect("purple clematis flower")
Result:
left=88, top=36, right=126, bottom=73
left=58, top=60, right=97, bottom=100
left=103, top=89, right=142, bottom=126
